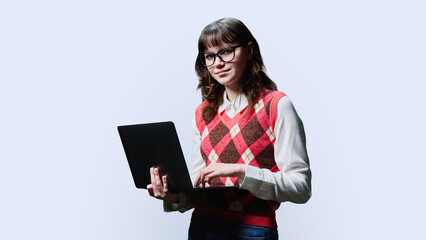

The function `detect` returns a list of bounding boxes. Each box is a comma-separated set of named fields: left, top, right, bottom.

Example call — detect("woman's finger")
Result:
left=202, top=173, right=208, bottom=187
left=162, top=175, right=168, bottom=193
left=198, top=174, right=204, bottom=187
left=200, top=172, right=207, bottom=187
left=195, top=174, right=201, bottom=187
left=195, top=170, right=205, bottom=187
left=154, top=168, right=162, bottom=186
left=150, top=167, right=156, bottom=185
left=205, top=172, right=218, bottom=184
left=200, top=174, right=206, bottom=187
left=147, top=184, right=154, bottom=196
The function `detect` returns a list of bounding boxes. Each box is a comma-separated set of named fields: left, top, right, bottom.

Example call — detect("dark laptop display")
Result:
left=118, top=122, right=194, bottom=192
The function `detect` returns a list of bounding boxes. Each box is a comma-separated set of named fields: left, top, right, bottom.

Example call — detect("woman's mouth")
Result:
left=216, top=70, right=229, bottom=76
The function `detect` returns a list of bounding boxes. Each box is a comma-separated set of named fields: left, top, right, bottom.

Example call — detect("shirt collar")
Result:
left=218, top=91, right=249, bottom=114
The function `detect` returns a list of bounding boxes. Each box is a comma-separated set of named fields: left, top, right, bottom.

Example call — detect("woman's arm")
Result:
left=239, top=96, right=311, bottom=203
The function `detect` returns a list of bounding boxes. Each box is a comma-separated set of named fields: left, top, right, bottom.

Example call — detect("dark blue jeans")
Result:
left=188, top=215, right=278, bottom=240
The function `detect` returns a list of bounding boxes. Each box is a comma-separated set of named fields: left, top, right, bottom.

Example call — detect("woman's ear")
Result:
left=247, top=42, right=254, bottom=59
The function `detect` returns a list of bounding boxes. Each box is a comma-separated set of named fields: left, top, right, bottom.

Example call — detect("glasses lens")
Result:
left=218, top=48, right=235, bottom=62
left=203, top=53, right=215, bottom=66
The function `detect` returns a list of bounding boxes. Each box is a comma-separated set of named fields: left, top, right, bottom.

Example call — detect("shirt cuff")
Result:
left=239, top=165, right=262, bottom=190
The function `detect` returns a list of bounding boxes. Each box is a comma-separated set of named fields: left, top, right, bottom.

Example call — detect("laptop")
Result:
left=117, top=121, right=238, bottom=192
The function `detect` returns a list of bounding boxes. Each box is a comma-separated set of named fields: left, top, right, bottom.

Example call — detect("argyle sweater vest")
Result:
left=193, top=90, right=286, bottom=228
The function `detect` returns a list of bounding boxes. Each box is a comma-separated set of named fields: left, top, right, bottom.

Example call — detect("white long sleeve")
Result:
left=239, top=96, right=311, bottom=203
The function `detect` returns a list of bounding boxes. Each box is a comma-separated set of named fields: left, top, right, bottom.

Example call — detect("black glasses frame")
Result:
left=200, top=45, right=242, bottom=67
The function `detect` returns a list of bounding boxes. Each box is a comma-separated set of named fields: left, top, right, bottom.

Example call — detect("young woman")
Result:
left=147, top=17, right=311, bottom=240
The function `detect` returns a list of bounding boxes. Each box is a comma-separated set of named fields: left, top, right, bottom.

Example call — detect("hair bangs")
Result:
left=198, top=22, right=238, bottom=52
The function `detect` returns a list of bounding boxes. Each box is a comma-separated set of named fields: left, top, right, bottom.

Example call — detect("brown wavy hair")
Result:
left=195, top=18, right=277, bottom=118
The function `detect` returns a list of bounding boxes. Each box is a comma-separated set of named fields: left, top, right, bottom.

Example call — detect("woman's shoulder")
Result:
left=266, top=89, right=295, bottom=109
left=265, top=88, right=287, bottom=97
left=259, top=89, right=288, bottom=105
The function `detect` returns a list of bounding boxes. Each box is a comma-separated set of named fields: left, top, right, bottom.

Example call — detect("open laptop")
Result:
left=117, top=121, right=238, bottom=192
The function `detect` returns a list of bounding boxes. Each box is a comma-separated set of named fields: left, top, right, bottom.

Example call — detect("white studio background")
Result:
left=1, top=1, right=425, bottom=239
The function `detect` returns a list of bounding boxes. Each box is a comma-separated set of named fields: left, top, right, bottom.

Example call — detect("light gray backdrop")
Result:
left=1, top=0, right=425, bottom=239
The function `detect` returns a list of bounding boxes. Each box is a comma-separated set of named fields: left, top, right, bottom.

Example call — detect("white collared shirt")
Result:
left=218, top=91, right=248, bottom=118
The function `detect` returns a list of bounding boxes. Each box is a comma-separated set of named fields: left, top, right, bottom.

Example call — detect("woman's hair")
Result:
left=195, top=17, right=277, bottom=118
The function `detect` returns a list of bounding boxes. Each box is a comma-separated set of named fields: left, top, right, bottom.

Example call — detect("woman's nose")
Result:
left=213, top=56, right=225, bottom=67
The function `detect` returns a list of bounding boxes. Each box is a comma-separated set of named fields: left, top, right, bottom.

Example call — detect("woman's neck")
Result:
left=225, top=86, right=243, bottom=102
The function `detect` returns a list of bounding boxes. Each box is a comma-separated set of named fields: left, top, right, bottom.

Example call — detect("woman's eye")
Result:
left=205, top=54, right=215, bottom=60
left=220, top=49, right=233, bottom=56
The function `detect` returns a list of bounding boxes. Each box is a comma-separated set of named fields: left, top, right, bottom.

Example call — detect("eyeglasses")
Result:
left=200, top=45, right=242, bottom=67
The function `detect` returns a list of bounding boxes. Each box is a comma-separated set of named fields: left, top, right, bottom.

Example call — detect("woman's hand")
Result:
left=147, top=167, right=181, bottom=203
left=194, top=163, right=245, bottom=187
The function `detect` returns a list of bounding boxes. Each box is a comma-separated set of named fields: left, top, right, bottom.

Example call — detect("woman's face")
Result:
left=204, top=42, right=252, bottom=92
